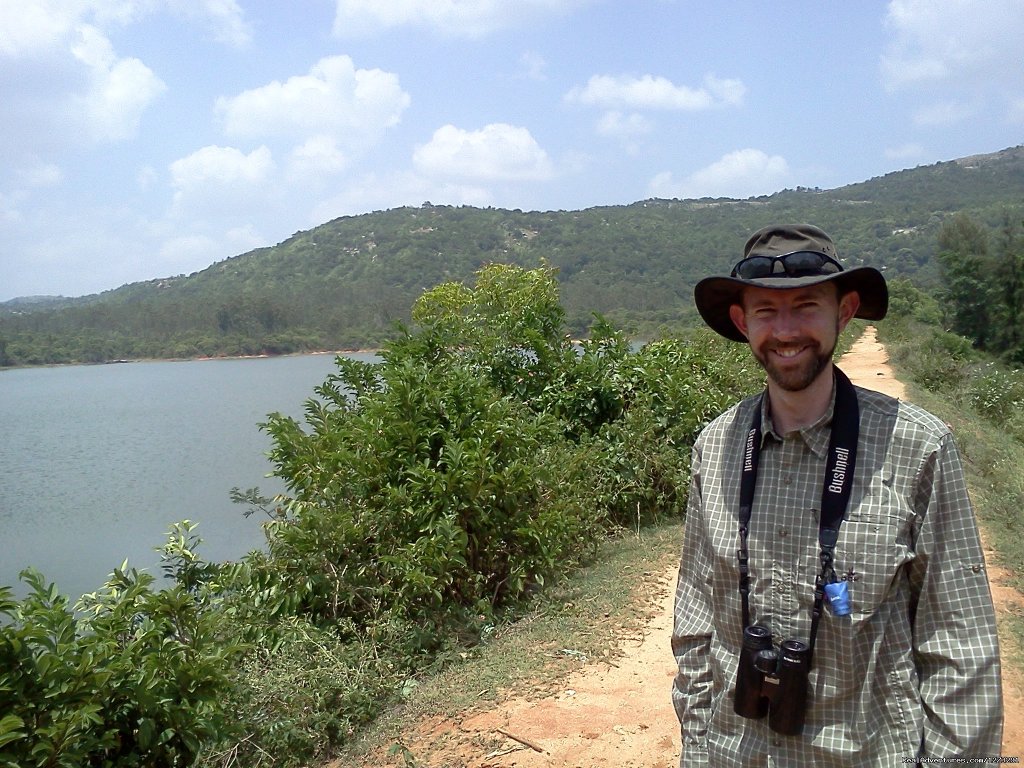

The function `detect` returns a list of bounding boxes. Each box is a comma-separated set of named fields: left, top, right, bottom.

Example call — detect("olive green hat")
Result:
left=693, top=223, right=888, bottom=342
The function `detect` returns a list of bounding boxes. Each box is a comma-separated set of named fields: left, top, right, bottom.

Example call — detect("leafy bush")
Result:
left=890, top=327, right=976, bottom=392
left=259, top=356, right=582, bottom=632
left=0, top=554, right=239, bottom=768
left=968, top=363, right=1024, bottom=421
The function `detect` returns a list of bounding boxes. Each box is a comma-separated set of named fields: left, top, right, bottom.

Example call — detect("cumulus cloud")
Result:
left=18, top=162, right=63, bottom=187
left=566, top=73, right=745, bottom=111
left=70, top=25, right=166, bottom=142
left=1009, top=97, right=1024, bottom=125
left=215, top=55, right=410, bottom=148
left=413, top=123, right=554, bottom=181
left=519, top=50, right=547, bottom=81
left=647, top=149, right=790, bottom=200
left=332, top=0, right=589, bottom=38
left=884, top=142, right=925, bottom=161
left=882, top=0, right=1024, bottom=89
left=157, top=225, right=264, bottom=276
left=2, top=1, right=250, bottom=57
left=311, top=170, right=492, bottom=223
left=0, top=1, right=77, bottom=57
left=595, top=111, right=652, bottom=154
left=0, top=0, right=255, bottom=154
left=912, top=100, right=975, bottom=127
left=881, top=0, right=1024, bottom=124
left=169, top=145, right=276, bottom=215
left=286, top=135, right=350, bottom=182
left=164, top=0, right=251, bottom=48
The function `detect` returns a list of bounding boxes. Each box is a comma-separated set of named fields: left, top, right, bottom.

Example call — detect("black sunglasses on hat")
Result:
left=731, top=251, right=844, bottom=280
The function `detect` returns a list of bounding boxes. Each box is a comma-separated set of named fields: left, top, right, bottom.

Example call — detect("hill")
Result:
left=2, top=145, right=1024, bottom=366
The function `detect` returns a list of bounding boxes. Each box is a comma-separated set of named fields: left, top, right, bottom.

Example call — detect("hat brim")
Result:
left=694, top=268, right=889, bottom=342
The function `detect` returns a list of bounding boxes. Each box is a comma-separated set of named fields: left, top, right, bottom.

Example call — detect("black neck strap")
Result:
left=736, top=367, right=860, bottom=657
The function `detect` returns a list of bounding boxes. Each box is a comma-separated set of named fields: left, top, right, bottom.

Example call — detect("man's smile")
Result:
left=772, top=346, right=808, bottom=359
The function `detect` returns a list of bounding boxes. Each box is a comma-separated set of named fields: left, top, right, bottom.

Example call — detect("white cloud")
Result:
left=595, top=111, right=652, bottom=155
left=884, top=142, right=925, bottom=161
left=1009, top=97, right=1024, bottom=125
left=18, top=162, right=63, bottom=187
left=169, top=145, right=276, bottom=215
left=648, top=149, right=790, bottom=200
left=70, top=24, right=166, bottom=142
left=157, top=234, right=223, bottom=273
left=519, top=50, right=547, bottom=81
left=1, top=1, right=251, bottom=57
left=311, top=171, right=492, bottom=222
left=0, top=4, right=175, bottom=151
left=215, top=55, right=410, bottom=148
left=881, top=0, right=1024, bottom=91
left=566, top=73, right=745, bottom=111
left=137, top=164, right=159, bottom=190
left=912, top=100, right=974, bottom=127
left=332, top=0, right=589, bottom=38
left=0, top=0, right=77, bottom=57
left=287, top=135, right=350, bottom=181
left=413, top=123, right=554, bottom=181
left=165, top=0, right=251, bottom=47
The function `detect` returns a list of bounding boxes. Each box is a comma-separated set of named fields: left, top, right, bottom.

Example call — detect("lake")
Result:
left=0, top=352, right=376, bottom=601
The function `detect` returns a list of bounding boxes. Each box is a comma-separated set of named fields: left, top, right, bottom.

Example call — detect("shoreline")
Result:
left=0, top=347, right=383, bottom=373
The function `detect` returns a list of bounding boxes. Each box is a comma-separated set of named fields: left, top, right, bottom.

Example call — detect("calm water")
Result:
left=0, top=353, right=375, bottom=600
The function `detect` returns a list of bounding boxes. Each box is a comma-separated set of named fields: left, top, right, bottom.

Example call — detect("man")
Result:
left=672, top=224, right=1002, bottom=766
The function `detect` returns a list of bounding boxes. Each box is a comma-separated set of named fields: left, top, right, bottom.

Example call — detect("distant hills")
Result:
left=2, top=145, right=1023, bottom=366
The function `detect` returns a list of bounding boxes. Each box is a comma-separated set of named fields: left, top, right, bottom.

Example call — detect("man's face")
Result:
left=728, top=283, right=859, bottom=392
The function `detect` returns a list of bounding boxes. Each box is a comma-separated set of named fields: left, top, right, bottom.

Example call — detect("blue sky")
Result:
left=2, top=0, right=1023, bottom=301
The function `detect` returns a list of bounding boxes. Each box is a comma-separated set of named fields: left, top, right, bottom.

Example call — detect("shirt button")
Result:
left=783, top=475, right=792, bottom=485
left=778, top=528, right=788, bottom=538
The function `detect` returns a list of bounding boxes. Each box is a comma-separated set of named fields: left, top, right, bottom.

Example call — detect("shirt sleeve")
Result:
left=672, top=441, right=715, bottom=767
left=910, top=432, right=1003, bottom=758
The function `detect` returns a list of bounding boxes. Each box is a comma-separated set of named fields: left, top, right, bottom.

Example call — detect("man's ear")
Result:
left=728, top=304, right=748, bottom=339
left=838, top=290, right=861, bottom=332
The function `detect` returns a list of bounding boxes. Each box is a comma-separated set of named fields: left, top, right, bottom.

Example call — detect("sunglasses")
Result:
left=731, top=251, right=844, bottom=280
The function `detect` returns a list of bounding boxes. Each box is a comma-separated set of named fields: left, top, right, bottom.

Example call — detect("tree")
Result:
left=936, top=214, right=994, bottom=347
left=992, top=215, right=1024, bottom=362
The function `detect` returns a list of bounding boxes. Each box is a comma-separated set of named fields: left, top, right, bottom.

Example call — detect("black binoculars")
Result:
left=734, top=625, right=811, bottom=735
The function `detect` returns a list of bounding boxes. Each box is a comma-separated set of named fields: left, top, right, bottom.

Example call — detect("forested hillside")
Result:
left=2, top=145, right=1023, bottom=366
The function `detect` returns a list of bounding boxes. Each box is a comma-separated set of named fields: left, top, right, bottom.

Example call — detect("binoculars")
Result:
left=734, top=625, right=811, bottom=735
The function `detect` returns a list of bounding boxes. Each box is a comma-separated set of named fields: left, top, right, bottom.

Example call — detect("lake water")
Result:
left=0, top=353, right=376, bottom=601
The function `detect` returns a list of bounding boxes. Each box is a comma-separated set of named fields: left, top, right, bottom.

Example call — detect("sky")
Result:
left=2, top=1, right=1023, bottom=302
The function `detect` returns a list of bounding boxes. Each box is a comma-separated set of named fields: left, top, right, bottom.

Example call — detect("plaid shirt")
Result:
left=672, top=376, right=1002, bottom=766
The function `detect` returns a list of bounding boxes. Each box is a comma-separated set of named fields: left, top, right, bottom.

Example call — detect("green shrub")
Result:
left=259, top=356, right=582, bottom=631
left=967, top=363, right=1024, bottom=423
left=890, top=327, right=976, bottom=393
left=0, top=559, right=238, bottom=768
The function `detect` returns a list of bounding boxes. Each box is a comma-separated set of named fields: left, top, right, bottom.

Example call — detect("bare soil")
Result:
left=358, top=327, right=1022, bottom=766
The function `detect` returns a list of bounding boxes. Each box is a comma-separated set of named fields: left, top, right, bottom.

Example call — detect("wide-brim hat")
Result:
left=694, top=223, right=888, bottom=342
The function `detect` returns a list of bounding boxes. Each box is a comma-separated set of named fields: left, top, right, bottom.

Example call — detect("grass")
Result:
left=329, top=521, right=684, bottom=766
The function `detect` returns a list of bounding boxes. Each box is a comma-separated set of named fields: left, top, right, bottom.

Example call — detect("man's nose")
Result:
left=770, top=309, right=802, bottom=339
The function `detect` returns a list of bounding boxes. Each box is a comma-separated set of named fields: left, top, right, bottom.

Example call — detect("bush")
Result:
left=890, top=327, right=976, bottom=393
left=0, top=558, right=239, bottom=768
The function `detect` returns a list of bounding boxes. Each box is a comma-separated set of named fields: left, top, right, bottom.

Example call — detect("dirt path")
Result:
left=381, top=327, right=1021, bottom=765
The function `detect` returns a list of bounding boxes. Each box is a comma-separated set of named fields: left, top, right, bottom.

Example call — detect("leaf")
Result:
left=0, top=715, right=26, bottom=749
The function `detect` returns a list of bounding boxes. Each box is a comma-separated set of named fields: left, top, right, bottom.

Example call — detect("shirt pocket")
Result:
left=832, top=468, right=914, bottom=620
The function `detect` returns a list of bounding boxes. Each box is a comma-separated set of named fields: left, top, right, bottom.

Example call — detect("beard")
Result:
left=753, top=329, right=837, bottom=392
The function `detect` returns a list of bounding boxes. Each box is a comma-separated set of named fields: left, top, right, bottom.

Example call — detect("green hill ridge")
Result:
left=3, top=145, right=1023, bottom=366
